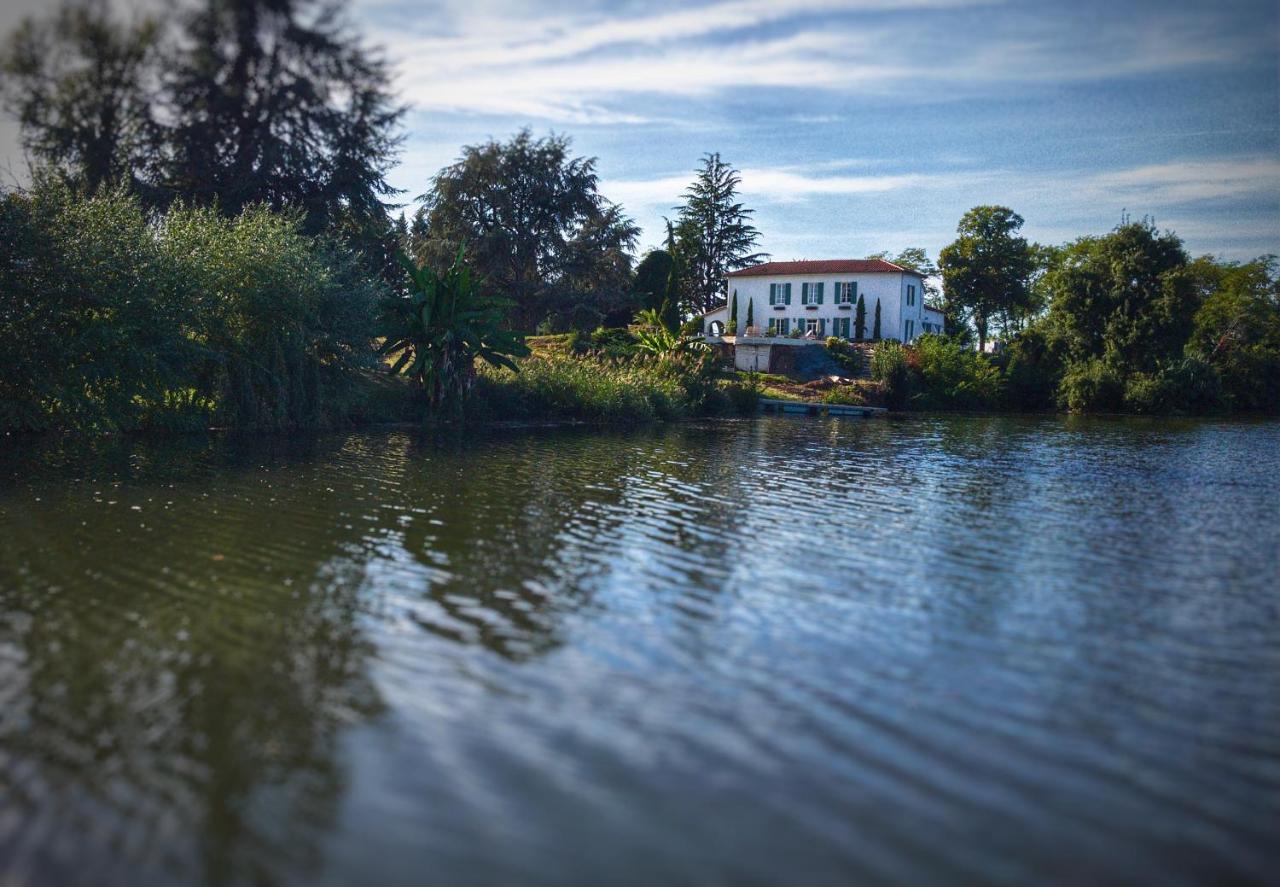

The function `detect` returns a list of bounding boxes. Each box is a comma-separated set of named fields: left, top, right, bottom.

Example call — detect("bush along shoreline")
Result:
left=2, top=183, right=1276, bottom=438
left=1, top=0, right=1275, bottom=433
left=864, top=222, right=1279, bottom=417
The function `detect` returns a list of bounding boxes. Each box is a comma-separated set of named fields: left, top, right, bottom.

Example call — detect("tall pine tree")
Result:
left=160, top=0, right=404, bottom=235
left=0, top=2, right=160, bottom=195
left=674, top=153, right=765, bottom=314
left=854, top=293, right=866, bottom=342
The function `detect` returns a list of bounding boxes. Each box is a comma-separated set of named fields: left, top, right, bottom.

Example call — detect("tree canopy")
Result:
left=939, top=206, right=1036, bottom=350
left=869, top=247, right=941, bottom=303
left=634, top=249, right=674, bottom=314
left=1, top=1, right=160, bottom=196
left=1, top=0, right=404, bottom=266
left=410, top=130, right=639, bottom=331
left=673, top=153, right=765, bottom=315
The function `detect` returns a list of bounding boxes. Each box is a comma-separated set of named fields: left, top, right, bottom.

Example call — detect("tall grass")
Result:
left=472, top=353, right=730, bottom=424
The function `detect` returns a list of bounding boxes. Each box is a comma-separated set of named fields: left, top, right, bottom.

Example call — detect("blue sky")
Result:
left=0, top=0, right=1274, bottom=262
left=356, top=0, right=1279, bottom=262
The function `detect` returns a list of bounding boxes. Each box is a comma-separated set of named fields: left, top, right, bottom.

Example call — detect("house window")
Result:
left=769, top=282, right=792, bottom=306
left=834, top=317, right=850, bottom=338
left=805, top=318, right=819, bottom=335
left=906, top=284, right=916, bottom=307
left=905, top=319, right=915, bottom=339
left=768, top=317, right=790, bottom=335
left=835, top=281, right=857, bottom=304
left=801, top=282, right=824, bottom=305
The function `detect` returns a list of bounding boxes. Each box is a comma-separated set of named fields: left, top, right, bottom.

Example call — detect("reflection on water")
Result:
left=1, top=417, right=1278, bottom=885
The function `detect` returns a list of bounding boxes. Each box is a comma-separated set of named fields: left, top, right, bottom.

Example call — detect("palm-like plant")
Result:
left=380, top=247, right=530, bottom=410
left=632, top=308, right=712, bottom=357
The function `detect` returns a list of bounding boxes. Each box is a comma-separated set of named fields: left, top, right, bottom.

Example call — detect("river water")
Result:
left=1, top=416, right=1277, bottom=885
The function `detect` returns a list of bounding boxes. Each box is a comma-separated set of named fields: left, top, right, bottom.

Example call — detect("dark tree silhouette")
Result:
left=674, top=153, right=765, bottom=314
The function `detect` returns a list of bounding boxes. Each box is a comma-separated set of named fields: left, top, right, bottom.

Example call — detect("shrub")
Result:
left=722, top=380, right=760, bottom=414
left=911, top=334, right=1003, bottom=410
left=1187, top=257, right=1280, bottom=413
left=870, top=341, right=912, bottom=409
left=1058, top=356, right=1125, bottom=412
left=999, top=327, right=1061, bottom=411
left=1123, top=358, right=1222, bottom=414
left=824, top=337, right=863, bottom=376
left=583, top=326, right=639, bottom=358
left=821, top=386, right=866, bottom=406
left=0, top=181, right=382, bottom=433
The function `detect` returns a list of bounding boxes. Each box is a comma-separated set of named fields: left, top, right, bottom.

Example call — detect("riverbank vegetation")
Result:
left=1, top=1, right=1276, bottom=435
left=875, top=220, right=1280, bottom=415
left=0, top=181, right=383, bottom=432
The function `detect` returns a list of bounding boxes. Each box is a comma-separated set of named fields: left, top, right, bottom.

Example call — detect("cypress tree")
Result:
left=854, top=293, right=866, bottom=342
left=659, top=220, right=684, bottom=333
left=873, top=299, right=882, bottom=340
left=745, top=297, right=754, bottom=330
left=728, top=289, right=738, bottom=334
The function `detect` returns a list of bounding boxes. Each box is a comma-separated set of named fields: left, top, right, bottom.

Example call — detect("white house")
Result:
left=703, top=259, right=940, bottom=342
left=923, top=304, right=945, bottom=335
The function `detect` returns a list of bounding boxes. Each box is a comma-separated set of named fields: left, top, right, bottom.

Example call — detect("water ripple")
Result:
left=0, top=417, right=1277, bottom=885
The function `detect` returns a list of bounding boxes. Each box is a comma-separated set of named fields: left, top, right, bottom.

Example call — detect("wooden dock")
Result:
left=758, top=398, right=886, bottom=418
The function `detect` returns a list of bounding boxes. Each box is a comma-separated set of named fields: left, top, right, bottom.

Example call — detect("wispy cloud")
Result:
left=605, top=153, right=1280, bottom=257
left=1091, top=157, right=1280, bottom=204
left=360, top=0, right=1266, bottom=123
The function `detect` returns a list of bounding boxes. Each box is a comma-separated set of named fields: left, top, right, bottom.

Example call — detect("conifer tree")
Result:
left=674, top=153, right=766, bottom=313
left=873, top=299, right=882, bottom=340
left=855, top=293, right=866, bottom=342
left=161, top=0, right=404, bottom=234
left=728, top=290, right=738, bottom=334
left=745, top=297, right=754, bottom=331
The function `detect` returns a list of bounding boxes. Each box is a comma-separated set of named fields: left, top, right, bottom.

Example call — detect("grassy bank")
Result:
left=470, top=348, right=758, bottom=425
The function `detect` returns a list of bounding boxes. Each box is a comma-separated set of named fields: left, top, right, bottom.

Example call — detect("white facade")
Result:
left=922, top=305, right=945, bottom=335
left=711, top=260, right=939, bottom=342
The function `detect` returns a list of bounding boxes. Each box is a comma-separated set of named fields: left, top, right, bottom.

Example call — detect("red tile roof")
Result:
left=726, top=259, right=921, bottom=278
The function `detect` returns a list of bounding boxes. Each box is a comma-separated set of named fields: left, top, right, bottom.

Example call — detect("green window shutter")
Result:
left=780, top=319, right=788, bottom=334
left=785, top=283, right=792, bottom=305
left=818, top=318, right=826, bottom=336
left=817, top=282, right=824, bottom=304
left=851, top=282, right=858, bottom=302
